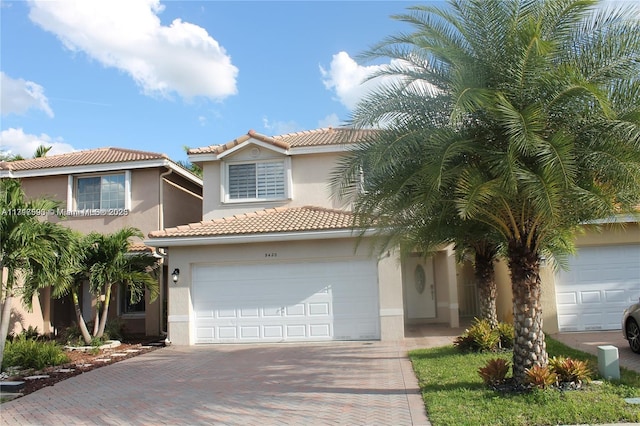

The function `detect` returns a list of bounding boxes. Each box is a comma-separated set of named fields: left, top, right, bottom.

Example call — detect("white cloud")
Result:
left=262, top=117, right=302, bottom=135
left=318, top=113, right=342, bottom=128
left=0, top=128, right=76, bottom=158
left=28, top=0, right=238, bottom=101
left=1, top=72, right=54, bottom=117
left=320, top=51, right=436, bottom=112
left=320, top=52, right=384, bottom=110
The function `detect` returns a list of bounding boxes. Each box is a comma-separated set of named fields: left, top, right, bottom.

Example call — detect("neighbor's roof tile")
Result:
left=148, top=206, right=358, bottom=238
left=0, top=147, right=168, bottom=171
left=188, top=127, right=378, bottom=155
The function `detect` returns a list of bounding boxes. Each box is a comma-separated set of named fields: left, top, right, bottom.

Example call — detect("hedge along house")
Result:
left=146, top=128, right=461, bottom=345
left=0, top=147, right=203, bottom=337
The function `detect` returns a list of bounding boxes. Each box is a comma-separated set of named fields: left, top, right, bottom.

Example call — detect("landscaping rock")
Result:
left=24, top=375, right=50, bottom=380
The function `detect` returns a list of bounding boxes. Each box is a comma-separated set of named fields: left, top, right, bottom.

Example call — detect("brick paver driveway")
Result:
left=0, top=341, right=431, bottom=426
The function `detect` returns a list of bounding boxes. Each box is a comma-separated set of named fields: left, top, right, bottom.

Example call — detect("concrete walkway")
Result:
left=552, top=330, right=640, bottom=374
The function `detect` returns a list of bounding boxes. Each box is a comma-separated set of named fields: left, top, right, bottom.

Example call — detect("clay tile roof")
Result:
left=148, top=206, right=358, bottom=239
left=0, top=147, right=168, bottom=171
left=188, top=127, right=378, bottom=156
left=128, top=243, right=154, bottom=253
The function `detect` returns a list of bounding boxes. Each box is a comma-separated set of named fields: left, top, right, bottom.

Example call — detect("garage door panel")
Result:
left=192, top=259, right=379, bottom=343
left=556, top=244, right=640, bottom=331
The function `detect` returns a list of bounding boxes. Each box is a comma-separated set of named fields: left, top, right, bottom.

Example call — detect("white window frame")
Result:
left=67, top=170, right=131, bottom=212
left=220, top=158, right=292, bottom=203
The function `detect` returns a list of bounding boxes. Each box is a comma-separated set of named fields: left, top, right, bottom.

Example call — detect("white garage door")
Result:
left=192, top=259, right=380, bottom=343
left=555, top=244, right=640, bottom=331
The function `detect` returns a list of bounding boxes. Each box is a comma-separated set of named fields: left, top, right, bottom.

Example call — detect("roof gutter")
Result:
left=144, top=228, right=376, bottom=247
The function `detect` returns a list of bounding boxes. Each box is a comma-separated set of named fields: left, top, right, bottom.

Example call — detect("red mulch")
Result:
left=3, top=340, right=163, bottom=398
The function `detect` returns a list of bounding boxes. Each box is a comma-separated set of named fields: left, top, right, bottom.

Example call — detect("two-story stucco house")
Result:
left=0, top=147, right=203, bottom=337
left=146, top=128, right=461, bottom=345
left=146, top=127, right=639, bottom=346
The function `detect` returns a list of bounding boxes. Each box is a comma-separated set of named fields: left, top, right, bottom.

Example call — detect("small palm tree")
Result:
left=85, top=227, right=158, bottom=341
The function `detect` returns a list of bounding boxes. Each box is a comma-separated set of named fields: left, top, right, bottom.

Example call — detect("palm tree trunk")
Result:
left=507, top=240, right=548, bottom=385
left=92, top=296, right=100, bottom=337
left=0, top=293, right=14, bottom=370
left=96, top=285, right=112, bottom=339
left=71, top=287, right=92, bottom=345
left=474, top=251, right=498, bottom=328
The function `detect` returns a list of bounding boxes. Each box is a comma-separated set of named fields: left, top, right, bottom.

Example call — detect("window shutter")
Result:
left=257, top=162, right=285, bottom=197
left=228, top=163, right=257, bottom=199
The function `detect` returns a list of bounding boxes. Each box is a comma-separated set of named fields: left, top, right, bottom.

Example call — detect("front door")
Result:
left=404, top=255, right=437, bottom=319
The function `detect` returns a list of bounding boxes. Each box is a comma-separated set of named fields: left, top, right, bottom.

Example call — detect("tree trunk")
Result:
left=92, top=298, right=100, bottom=337
left=96, top=284, right=112, bottom=339
left=474, top=251, right=498, bottom=328
left=0, top=292, right=14, bottom=370
left=507, top=240, right=548, bottom=385
left=71, top=287, right=92, bottom=345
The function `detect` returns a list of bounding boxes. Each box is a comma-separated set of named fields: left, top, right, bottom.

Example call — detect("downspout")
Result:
left=158, top=168, right=173, bottom=342
left=159, top=168, right=173, bottom=231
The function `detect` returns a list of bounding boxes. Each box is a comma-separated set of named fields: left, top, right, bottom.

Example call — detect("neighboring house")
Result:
left=146, top=127, right=640, bottom=346
left=0, top=147, right=203, bottom=337
left=490, top=220, right=640, bottom=334
left=146, top=128, right=461, bottom=345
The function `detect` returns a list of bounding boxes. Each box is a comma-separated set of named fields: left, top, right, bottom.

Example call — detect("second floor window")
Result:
left=76, top=174, right=125, bottom=210
left=228, top=161, right=285, bottom=200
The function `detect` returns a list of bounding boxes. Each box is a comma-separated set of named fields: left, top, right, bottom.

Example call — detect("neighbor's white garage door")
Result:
left=555, top=244, right=640, bottom=331
left=192, top=259, right=380, bottom=343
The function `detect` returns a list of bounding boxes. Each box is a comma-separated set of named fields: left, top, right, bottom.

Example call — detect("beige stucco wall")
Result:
left=11, top=168, right=201, bottom=338
left=461, top=223, right=640, bottom=334
left=162, top=174, right=203, bottom=229
left=19, top=169, right=162, bottom=237
left=201, top=145, right=345, bottom=220
left=164, top=237, right=405, bottom=345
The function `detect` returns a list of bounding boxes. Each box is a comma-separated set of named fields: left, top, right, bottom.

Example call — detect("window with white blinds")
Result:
left=228, top=161, right=286, bottom=200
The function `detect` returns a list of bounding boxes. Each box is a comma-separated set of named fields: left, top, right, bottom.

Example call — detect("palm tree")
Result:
left=34, top=145, right=52, bottom=158
left=54, top=227, right=159, bottom=345
left=0, top=179, right=77, bottom=368
left=335, top=0, right=640, bottom=384
left=84, top=227, right=158, bottom=341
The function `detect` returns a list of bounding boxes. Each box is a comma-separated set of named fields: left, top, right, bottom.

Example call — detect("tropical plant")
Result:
left=478, top=358, right=511, bottom=386
left=33, top=145, right=52, bottom=158
left=548, top=356, right=592, bottom=385
left=2, top=334, right=69, bottom=371
left=0, top=179, right=77, bottom=369
left=55, top=227, right=159, bottom=345
left=333, top=0, right=640, bottom=385
left=525, top=365, right=558, bottom=390
left=454, top=318, right=513, bottom=353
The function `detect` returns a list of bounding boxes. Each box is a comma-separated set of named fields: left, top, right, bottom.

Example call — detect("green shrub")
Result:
left=2, top=335, right=69, bottom=371
left=525, top=365, right=558, bottom=389
left=496, top=322, right=514, bottom=349
left=549, top=356, right=592, bottom=385
left=104, top=318, right=125, bottom=341
left=454, top=318, right=513, bottom=353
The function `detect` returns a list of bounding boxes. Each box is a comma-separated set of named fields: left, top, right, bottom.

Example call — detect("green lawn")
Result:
left=409, top=338, right=640, bottom=426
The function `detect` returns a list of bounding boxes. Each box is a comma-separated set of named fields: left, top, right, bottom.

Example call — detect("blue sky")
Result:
left=0, top=0, right=436, bottom=163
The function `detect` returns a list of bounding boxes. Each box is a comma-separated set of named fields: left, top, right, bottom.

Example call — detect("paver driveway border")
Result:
left=0, top=340, right=435, bottom=426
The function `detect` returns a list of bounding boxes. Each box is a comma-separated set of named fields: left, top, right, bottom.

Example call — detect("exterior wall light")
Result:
left=171, top=268, right=180, bottom=284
